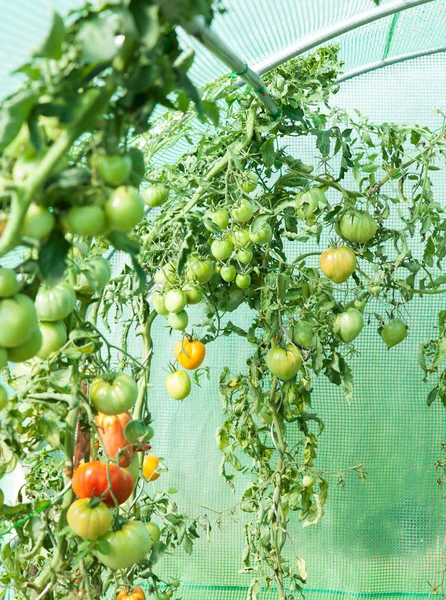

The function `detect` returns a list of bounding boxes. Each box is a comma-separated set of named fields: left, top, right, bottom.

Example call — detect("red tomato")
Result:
left=72, top=461, right=134, bottom=507
left=94, top=412, right=134, bottom=467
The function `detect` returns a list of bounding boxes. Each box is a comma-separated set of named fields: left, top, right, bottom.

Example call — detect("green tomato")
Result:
left=249, top=222, right=272, bottom=245
left=302, top=475, right=315, bottom=490
left=240, top=171, right=258, bottom=193
left=266, top=345, right=302, bottom=381
left=35, top=282, right=76, bottom=322
left=37, top=321, right=67, bottom=359
left=354, top=299, right=367, bottom=311
left=381, top=319, right=407, bottom=348
left=182, top=284, right=202, bottom=305
left=220, top=265, right=236, bottom=282
left=232, top=229, right=251, bottom=248
left=231, top=199, right=254, bottom=224
left=145, top=522, right=161, bottom=544
left=74, top=257, right=111, bottom=296
left=4, top=124, right=37, bottom=160
left=165, top=370, right=191, bottom=400
left=235, top=273, right=251, bottom=289
left=7, top=324, right=42, bottom=362
left=124, top=420, right=154, bottom=444
left=172, top=579, right=180, bottom=589
left=0, top=294, right=38, bottom=348
left=164, top=290, right=187, bottom=314
left=21, top=203, right=55, bottom=239
left=334, top=308, right=364, bottom=343
left=167, top=310, right=189, bottom=331
left=12, top=158, right=40, bottom=182
left=236, top=248, right=253, bottom=265
left=223, top=287, right=245, bottom=311
left=94, top=521, right=152, bottom=570
left=296, top=188, right=328, bottom=223
left=339, top=210, right=377, bottom=244
left=105, top=186, right=145, bottom=232
left=0, top=385, right=8, bottom=410
left=152, top=291, right=169, bottom=315
left=90, top=373, right=138, bottom=415
left=61, top=205, right=106, bottom=237
left=0, top=347, right=7, bottom=368
left=96, top=154, right=133, bottom=187
left=0, top=268, right=19, bottom=298
left=154, top=263, right=178, bottom=286
left=211, top=239, right=233, bottom=261
left=209, top=208, right=229, bottom=229
left=142, top=185, right=168, bottom=207
left=186, top=258, right=214, bottom=284
left=292, top=321, right=314, bottom=349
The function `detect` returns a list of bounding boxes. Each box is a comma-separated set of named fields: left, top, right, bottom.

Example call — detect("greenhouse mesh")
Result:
left=0, top=1, right=446, bottom=599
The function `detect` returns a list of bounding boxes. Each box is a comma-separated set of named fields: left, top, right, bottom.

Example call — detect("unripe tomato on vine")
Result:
left=320, top=246, right=356, bottom=284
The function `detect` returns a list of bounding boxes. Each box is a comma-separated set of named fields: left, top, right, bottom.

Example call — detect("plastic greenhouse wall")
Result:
left=0, top=1, right=446, bottom=600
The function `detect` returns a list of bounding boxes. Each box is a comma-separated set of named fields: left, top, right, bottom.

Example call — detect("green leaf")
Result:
left=0, top=89, right=38, bottom=152
left=33, top=11, right=65, bottom=60
left=38, top=413, right=61, bottom=449
left=77, top=17, right=117, bottom=64
left=250, top=214, right=270, bottom=234
left=39, top=230, right=70, bottom=285
left=177, top=231, right=195, bottom=276
left=129, top=2, right=160, bottom=49
left=312, top=129, right=332, bottom=157
left=295, top=556, right=308, bottom=582
left=202, top=101, right=219, bottom=126
left=131, top=256, right=147, bottom=294
left=94, top=539, right=110, bottom=554
left=107, top=231, right=140, bottom=255
left=426, top=387, right=438, bottom=407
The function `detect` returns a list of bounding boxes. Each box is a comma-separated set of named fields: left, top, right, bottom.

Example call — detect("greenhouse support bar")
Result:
left=246, top=0, right=435, bottom=76
left=183, top=16, right=279, bottom=118
left=337, top=46, right=446, bottom=82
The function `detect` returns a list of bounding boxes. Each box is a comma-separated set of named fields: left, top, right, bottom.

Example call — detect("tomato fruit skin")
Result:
left=232, top=229, right=251, bottom=248
left=320, top=246, right=356, bottom=284
left=117, top=586, right=146, bottom=600
left=186, top=258, right=214, bottom=284
left=302, top=475, right=315, bottom=490
left=36, top=321, right=67, bottom=359
left=124, top=420, right=154, bottom=445
left=74, top=257, right=112, bottom=296
left=339, top=210, right=377, bottom=244
left=35, top=282, right=76, bottom=322
left=152, top=291, right=169, bottom=315
left=0, top=294, right=38, bottom=348
left=211, top=239, right=233, bottom=261
left=72, top=461, right=134, bottom=507
left=296, top=188, right=327, bottom=223
left=143, top=454, right=160, bottom=481
left=182, top=284, right=202, bottom=305
left=94, top=521, right=152, bottom=569
left=381, top=319, right=407, bottom=348
left=21, top=203, right=55, bottom=239
left=62, top=205, right=106, bottom=237
left=266, top=345, right=302, bottom=381
left=0, top=348, right=7, bottom=369
left=165, top=370, right=191, bottom=400
left=94, top=411, right=133, bottom=467
left=231, top=199, right=254, bottom=223
left=240, top=171, right=258, bottom=193
left=96, top=154, right=132, bottom=187
left=236, top=248, right=253, bottom=264
left=249, top=223, right=272, bottom=245
left=334, top=308, right=364, bottom=343
left=236, top=273, right=251, bottom=289
left=0, top=268, right=19, bottom=298
left=67, top=498, right=113, bottom=540
left=142, top=185, right=168, bottom=207
left=209, top=208, right=229, bottom=229
left=164, top=289, right=187, bottom=314
left=174, top=338, right=206, bottom=369
left=292, top=321, right=314, bottom=349
left=105, top=186, right=145, bottom=232
left=154, top=263, right=178, bottom=285
left=0, top=385, right=8, bottom=409
left=146, top=522, right=161, bottom=544
left=91, top=374, right=138, bottom=415
left=167, top=310, right=188, bottom=331
left=220, top=264, right=236, bottom=282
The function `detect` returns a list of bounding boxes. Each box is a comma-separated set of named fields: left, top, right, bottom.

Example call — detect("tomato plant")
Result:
left=94, top=521, right=153, bottom=569
left=266, top=345, right=302, bottom=381
left=95, top=154, right=133, bottom=187
left=21, top=203, right=55, bottom=239
left=142, top=185, right=169, bottom=207
left=339, top=210, right=377, bottom=244
left=90, top=373, right=138, bottom=415
left=105, top=186, right=145, bottom=232
left=34, top=281, right=76, bottom=321
left=296, top=187, right=327, bottom=223
left=37, top=321, right=67, bottom=359
left=0, top=268, right=19, bottom=298
left=67, top=498, right=113, bottom=540
left=380, top=318, right=407, bottom=348
left=334, top=308, right=364, bottom=343
left=0, top=294, right=38, bottom=348
left=164, top=289, right=187, bottom=313
left=62, top=204, right=106, bottom=237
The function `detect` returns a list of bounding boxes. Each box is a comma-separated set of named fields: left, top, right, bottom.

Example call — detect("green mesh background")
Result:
left=1, top=1, right=446, bottom=599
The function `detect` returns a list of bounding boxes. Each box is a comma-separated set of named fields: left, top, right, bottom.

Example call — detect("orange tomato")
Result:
left=174, top=338, right=206, bottom=370
left=143, top=454, right=161, bottom=482
left=94, top=412, right=134, bottom=467
left=117, top=587, right=146, bottom=600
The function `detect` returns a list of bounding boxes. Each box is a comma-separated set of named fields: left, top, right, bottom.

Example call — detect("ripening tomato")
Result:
left=220, top=264, right=236, bottom=282
left=0, top=268, right=19, bottom=298
left=266, top=345, right=302, bottom=381
left=105, top=186, right=145, bottom=232
left=165, top=370, right=191, bottom=400
left=72, top=461, right=134, bottom=507
left=186, top=258, right=214, bottom=284
left=145, top=522, right=161, bottom=544
left=174, top=338, right=206, bottom=370
left=240, top=171, right=258, bottom=193
left=182, top=284, right=202, bottom=305
left=67, top=498, right=113, bottom=540
left=36, top=321, right=67, bottom=359
left=0, top=294, right=38, bottom=348
left=117, top=586, right=146, bottom=600
left=74, top=257, right=112, bottom=296
left=94, top=521, right=153, bottom=569
left=90, top=373, right=138, bottom=415
left=231, top=199, right=254, bottom=223
left=292, top=321, right=314, bottom=349
left=96, top=154, right=133, bottom=187
left=339, top=210, right=377, bottom=244
left=21, top=203, right=55, bottom=239
left=151, top=291, right=169, bottom=315
left=235, top=273, right=251, bottom=289
left=334, top=308, right=364, bottom=343
left=249, top=222, right=272, bottom=245
left=167, top=310, right=189, bottom=331
left=143, top=454, right=161, bottom=481
left=0, top=385, right=8, bottom=410
left=296, top=188, right=327, bottom=223
left=142, top=185, right=168, bottom=207
left=61, top=205, right=106, bottom=237
left=94, top=412, right=134, bottom=467
left=320, top=246, right=356, bottom=284
left=211, top=239, right=233, bottom=261
left=164, top=289, right=187, bottom=314
left=35, top=282, right=76, bottom=321
left=380, top=319, right=407, bottom=348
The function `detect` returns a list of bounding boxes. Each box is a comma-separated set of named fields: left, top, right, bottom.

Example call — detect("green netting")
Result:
left=1, top=1, right=446, bottom=599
